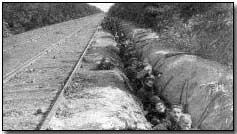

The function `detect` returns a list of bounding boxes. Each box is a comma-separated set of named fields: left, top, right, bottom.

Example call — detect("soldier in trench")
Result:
left=148, top=104, right=184, bottom=130
left=117, top=38, right=132, bottom=58
left=137, top=75, right=156, bottom=112
left=124, top=58, right=140, bottom=80
left=122, top=41, right=137, bottom=60
left=136, top=62, right=152, bottom=78
left=178, top=114, right=193, bottom=130
left=136, top=61, right=163, bottom=92
left=144, top=95, right=170, bottom=130
left=146, top=98, right=169, bottom=126
left=136, top=57, right=163, bottom=79
left=117, top=42, right=126, bottom=58
left=166, top=104, right=184, bottom=130
left=134, top=58, right=152, bottom=86
left=123, top=49, right=137, bottom=62
left=97, top=57, right=115, bottom=70
left=124, top=57, right=147, bottom=91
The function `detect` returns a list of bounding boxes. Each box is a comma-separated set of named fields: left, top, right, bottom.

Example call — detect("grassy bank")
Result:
left=106, top=3, right=233, bottom=68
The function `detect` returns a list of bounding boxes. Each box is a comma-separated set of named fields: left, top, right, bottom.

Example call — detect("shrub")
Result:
left=107, top=3, right=233, bottom=68
left=3, top=3, right=102, bottom=35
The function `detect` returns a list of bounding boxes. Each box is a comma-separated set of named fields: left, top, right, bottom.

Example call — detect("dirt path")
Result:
left=3, top=13, right=104, bottom=130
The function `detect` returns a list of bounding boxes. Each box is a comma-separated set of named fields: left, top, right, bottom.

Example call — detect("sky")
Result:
left=88, top=3, right=114, bottom=12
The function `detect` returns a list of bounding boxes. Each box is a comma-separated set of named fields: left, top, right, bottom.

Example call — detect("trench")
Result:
left=105, top=25, right=175, bottom=130
left=42, top=19, right=232, bottom=130
left=44, top=26, right=152, bottom=130
left=101, top=18, right=233, bottom=130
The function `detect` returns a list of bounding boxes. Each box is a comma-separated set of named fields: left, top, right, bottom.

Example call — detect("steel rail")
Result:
left=3, top=29, right=81, bottom=84
left=38, top=25, right=99, bottom=130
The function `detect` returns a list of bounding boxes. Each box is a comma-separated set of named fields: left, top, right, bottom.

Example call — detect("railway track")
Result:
left=3, top=13, right=102, bottom=82
left=3, top=29, right=81, bottom=84
left=3, top=14, right=104, bottom=130
left=3, top=13, right=102, bottom=77
left=38, top=25, right=99, bottom=130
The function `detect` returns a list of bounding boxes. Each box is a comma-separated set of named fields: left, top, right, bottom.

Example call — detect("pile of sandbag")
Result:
left=119, top=23, right=233, bottom=130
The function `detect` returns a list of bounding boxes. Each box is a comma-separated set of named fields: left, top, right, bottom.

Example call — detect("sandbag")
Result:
left=121, top=24, right=233, bottom=130
left=152, top=54, right=233, bottom=130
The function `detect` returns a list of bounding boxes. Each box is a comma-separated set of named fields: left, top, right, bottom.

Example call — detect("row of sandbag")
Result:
left=117, top=22, right=233, bottom=130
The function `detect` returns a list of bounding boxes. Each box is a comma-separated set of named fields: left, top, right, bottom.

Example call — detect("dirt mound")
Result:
left=48, top=71, right=150, bottom=130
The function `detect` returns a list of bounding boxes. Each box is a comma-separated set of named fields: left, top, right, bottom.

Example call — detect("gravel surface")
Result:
left=3, top=14, right=102, bottom=77
left=3, top=13, right=104, bottom=130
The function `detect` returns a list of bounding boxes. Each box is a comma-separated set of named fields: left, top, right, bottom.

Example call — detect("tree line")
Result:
left=3, top=3, right=102, bottom=36
left=107, top=3, right=233, bottom=68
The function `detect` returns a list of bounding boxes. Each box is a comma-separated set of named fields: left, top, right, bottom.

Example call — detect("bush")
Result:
left=107, top=3, right=233, bottom=68
left=101, top=16, right=127, bottom=43
left=3, top=3, right=102, bottom=35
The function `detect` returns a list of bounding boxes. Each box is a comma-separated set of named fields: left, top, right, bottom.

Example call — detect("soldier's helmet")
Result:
left=129, top=57, right=138, bottom=62
left=151, top=95, right=161, bottom=103
left=154, top=99, right=165, bottom=106
left=143, top=58, right=149, bottom=64
left=145, top=75, right=155, bottom=81
left=144, top=64, right=152, bottom=72
left=104, top=57, right=111, bottom=63
left=144, top=75, right=155, bottom=88
left=171, top=104, right=183, bottom=111
left=130, top=59, right=138, bottom=66
left=154, top=71, right=163, bottom=78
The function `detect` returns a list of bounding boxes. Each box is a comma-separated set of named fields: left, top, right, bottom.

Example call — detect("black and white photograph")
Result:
left=2, top=2, right=234, bottom=131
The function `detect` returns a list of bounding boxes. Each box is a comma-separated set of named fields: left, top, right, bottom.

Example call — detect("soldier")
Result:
left=97, top=57, right=115, bottom=70
left=123, top=49, right=137, bottom=61
left=124, top=57, right=138, bottom=68
left=114, top=32, right=119, bottom=42
left=145, top=96, right=174, bottom=130
left=153, top=70, right=163, bottom=78
left=123, top=42, right=136, bottom=58
left=150, top=95, right=161, bottom=104
left=152, top=104, right=184, bottom=130
left=151, top=70, right=163, bottom=97
left=125, top=44, right=135, bottom=52
left=135, top=61, right=156, bottom=92
left=178, top=114, right=192, bottom=130
left=124, top=58, right=139, bottom=78
left=146, top=99, right=168, bottom=125
left=143, top=75, right=156, bottom=90
left=137, top=75, right=155, bottom=111
left=136, top=61, right=152, bottom=81
left=166, top=104, right=184, bottom=130
left=117, top=42, right=126, bottom=58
